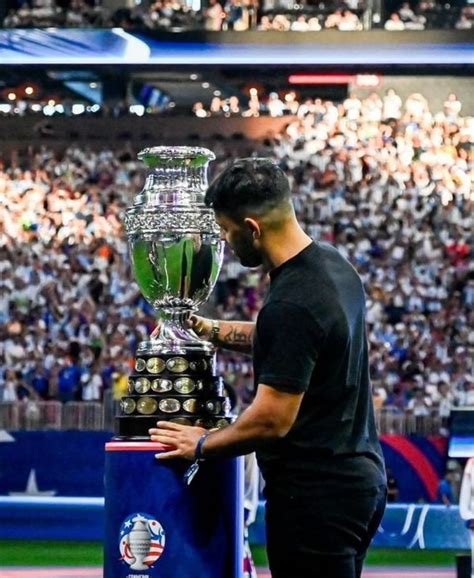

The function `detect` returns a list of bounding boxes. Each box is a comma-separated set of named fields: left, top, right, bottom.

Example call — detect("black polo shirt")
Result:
left=253, top=241, right=386, bottom=496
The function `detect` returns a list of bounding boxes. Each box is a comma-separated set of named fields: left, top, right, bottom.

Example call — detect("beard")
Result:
left=232, top=232, right=262, bottom=268
left=238, top=249, right=262, bottom=268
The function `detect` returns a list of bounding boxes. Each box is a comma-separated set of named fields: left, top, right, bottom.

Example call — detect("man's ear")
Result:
left=243, top=217, right=261, bottom=240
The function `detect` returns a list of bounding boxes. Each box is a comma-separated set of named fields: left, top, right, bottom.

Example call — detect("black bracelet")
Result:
left=195, top=432, right=210, bottom=461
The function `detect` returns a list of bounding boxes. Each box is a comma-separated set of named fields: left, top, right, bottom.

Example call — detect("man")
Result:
left=149, top=158, right=387, bottom=578
left=438, top=467, right=456, bottom=507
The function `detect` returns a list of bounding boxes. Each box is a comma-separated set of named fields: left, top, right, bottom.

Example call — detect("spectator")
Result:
left=404, top=91, right=428, bottom=117
left=210, top=96, right=223, bottom=115
left=267, top=92, right=285, bottom=116
left=455, top=12, right=473, bottom=29
left=383, top=88, right=403, bottom=120
left=1, top=369, right=21, bottom=402
left=242, top=88, right=261, bottom=117
left=271, top=13, right=291, bottom=30
left=437, top=469, right=456, bottom=506
left=343, top=92, right=362, bottom=121
left=337, top=9, right=362, bottom=30
left=193, top=101, right=209, bottom=118
left=290, top=15, right=309, bottom=31
left=399, top=2, right=415, bottom=20
left=386, top=468, right=400, bottom=502
left=257, top=14, right=273, bottom=29
left=225, top=0, right=248, bottom=29
left=204, top=0, right=226, bottom=30
left=436, top=382, right=454, bottom=434
left=407, top=386, right=432, bottom=416
left=324, top=9, right=343, bottom=28
left=444, top=93, right=462, bottom=122
left=385, top=13, right=405, bottom=29
left=307, top=16, right=322, bottom=30
left=58, top=357, right=82, bottom=403
left=80, top=361, right=103, bottom=401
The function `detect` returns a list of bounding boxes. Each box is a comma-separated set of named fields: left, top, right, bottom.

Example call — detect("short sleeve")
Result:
left=255, top=301, right=323, bottom=393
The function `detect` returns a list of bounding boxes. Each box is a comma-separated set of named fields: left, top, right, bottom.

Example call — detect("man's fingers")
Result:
left=150, top=435, right=178, bottom=446
left=186, top=315, right=199, bottom=330
left=155, top=449, right=183, bottom=460
left=187, top=315, right=210, bottom=337
left=150, top=421, right=183, bottom=433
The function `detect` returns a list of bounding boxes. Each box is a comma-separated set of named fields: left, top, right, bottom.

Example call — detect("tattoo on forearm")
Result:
left=223, top=326, right=252, bottom=345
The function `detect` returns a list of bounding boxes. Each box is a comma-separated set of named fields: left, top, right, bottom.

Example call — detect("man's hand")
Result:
left=188, top=315, right=213, bottom=340
left=150, top=315, right=212, bottom=340
left=149, top=421, right=207, bottom=460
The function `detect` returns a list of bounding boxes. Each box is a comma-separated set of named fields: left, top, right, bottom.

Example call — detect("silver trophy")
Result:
left=117, top=146, right=231, bottom=439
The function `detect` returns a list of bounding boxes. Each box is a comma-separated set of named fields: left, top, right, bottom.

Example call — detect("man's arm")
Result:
left=149, top=384, right=304, bottom=460
left=151, top=315, right=255, bottom=355
left=190, top=316, right=255, bottom=355
left=149, top=301, right=321, bottom=459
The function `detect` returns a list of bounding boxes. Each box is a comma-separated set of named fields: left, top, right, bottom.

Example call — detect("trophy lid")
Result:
left=138, top=146, right=216, bottom=167
left=134, top=146, right=216, bottom=207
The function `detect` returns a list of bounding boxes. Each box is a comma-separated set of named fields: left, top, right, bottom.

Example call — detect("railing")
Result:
left=0, top=392, right=119, bottom=432
left=0, top=400, right=447, bottom=435
left=0, top=400, right=62, bottom=431
left=375, top=407, right=444, bottom=436
left=62, top=402, right=105, bottom=431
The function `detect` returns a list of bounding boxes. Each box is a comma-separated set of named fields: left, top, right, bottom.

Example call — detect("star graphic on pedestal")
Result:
left=9, top=469, right=57, bottom=497
left=0, top=430, right=15, bottom=443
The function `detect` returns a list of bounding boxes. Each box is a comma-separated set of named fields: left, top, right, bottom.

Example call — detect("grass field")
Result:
left=0, top=541, right=461, bottom=567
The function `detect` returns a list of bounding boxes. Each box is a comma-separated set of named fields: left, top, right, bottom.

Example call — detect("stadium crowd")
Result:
left=0, top=89, right=472, bottom=430
left=1, top=0, right=472, bottom=30
left=196, top=89, right=468, bottom=122
left=383, top=0, right=473, bottom=30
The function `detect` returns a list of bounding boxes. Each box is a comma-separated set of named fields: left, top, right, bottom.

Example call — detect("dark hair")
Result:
left=205, top=158, right=291, bottom=219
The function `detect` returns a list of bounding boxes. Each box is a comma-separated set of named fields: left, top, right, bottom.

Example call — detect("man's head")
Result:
left=205, top=158, right=293, bottom=267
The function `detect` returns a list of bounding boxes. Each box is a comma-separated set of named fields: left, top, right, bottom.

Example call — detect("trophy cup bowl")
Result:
left=118, top=146, right=231, bottom=439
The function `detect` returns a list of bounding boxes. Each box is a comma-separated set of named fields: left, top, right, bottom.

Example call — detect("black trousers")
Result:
left=265, top=484, right=387, bottom=578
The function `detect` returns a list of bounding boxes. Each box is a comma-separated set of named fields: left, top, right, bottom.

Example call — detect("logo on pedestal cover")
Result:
left=119, top=513, right=166, bottom=570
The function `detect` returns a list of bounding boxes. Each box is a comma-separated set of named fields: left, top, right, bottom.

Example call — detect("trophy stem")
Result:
left=136, top=310, right=214, bottom=356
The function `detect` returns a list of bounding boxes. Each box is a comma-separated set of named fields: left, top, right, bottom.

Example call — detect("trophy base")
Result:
left=115, top=416, right=160, bottom=440
left=116, top=345, right=234, bottom=439
left=116, top=415, right=234, bottom=439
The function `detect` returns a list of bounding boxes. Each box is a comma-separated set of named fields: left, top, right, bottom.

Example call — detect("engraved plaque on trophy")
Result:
left=118, top=146, right=232, bottom=439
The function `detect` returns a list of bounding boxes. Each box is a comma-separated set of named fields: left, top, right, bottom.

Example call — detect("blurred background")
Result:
left=0, top=6, right=472, bottom=577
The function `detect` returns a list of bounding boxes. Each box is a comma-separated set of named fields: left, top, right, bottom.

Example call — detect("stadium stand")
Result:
left=0, top=89, right=471, bottom=438
left=1, top=0, right=472, bottom=29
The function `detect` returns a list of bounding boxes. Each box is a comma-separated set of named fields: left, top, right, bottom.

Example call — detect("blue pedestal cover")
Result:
left=104, top=442, right=244, bottom=578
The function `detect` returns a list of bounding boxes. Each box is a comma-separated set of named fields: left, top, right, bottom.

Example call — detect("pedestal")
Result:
left=104, top=441, right=244, bottom=578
